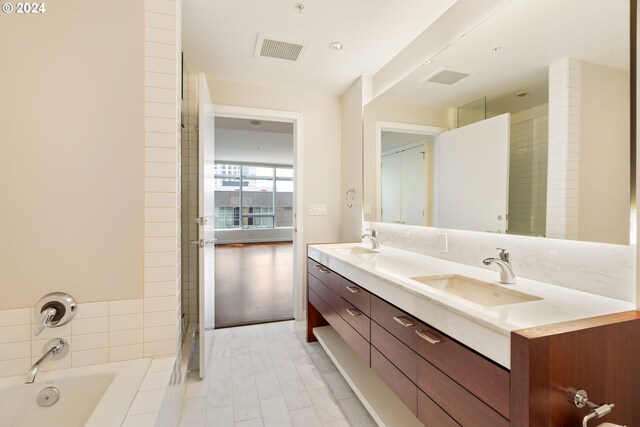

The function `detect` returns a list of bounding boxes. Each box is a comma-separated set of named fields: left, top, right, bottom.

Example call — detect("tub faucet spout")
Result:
left=25, top=338, right=69, bottom=384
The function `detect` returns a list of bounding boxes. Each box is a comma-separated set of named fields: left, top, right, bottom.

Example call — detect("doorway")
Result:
left=212, top=108, right=303, bottom=328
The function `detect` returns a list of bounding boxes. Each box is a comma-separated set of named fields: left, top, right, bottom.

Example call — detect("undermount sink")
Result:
left=410, top=274, right=542, bottom=306
left=334, top=246, right=378, bottom=255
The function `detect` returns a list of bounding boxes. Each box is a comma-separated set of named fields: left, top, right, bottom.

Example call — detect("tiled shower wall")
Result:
left=0, top=0, right=183, bottom=378
left=508, top=104, right=549, bottom=237
left=180, top=69, right=199, bottom=331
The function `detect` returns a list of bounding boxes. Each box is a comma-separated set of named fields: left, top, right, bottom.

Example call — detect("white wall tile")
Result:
left=145, top=87, right=176, bottom=104
left=145, top=0, right=177, bottom=16
left=145, top=237, right=178, bottom=253
left=144, top=296, right=178, bottom=313
left=144, top=310, right=178, bottom=327
left=145, top=28, right=176, bottom=46
left=144, top=339, right=176, bottom=357
left=145, top=100, right=177, bottom=118
left=146, top=132, right=177, bottom=148
left=74, top=302, right=109, bottom=319
left=0, top=325, right=31, bottom=344
left=145, top=266, right=178, bottom=282
left=110, top=329, right=144, bottom=347
left=0, top=308, right=30, bottom=327
left=110, top=344, right=144, bottom=362
left=109, top=299, right=144, bottom=316
left=0, top=358, right=31, bottom=377
left=145, top=325, right=177, bottom=342
left=71, top=348, right=109, bottom=367
left=145, top=208, right=178, bottom=224
left=72, top=317, right=108, bottom=335
left=145, top=223, right=178, bottom=238
left=0, top=341, right=30, bottom=361
left=73, top=332, right=108, bottom=351
left=145, top=163, right=177, bottom=179
left=110, top=313, right=144, bottom=331
left=145, top=12, right=177, bottom=31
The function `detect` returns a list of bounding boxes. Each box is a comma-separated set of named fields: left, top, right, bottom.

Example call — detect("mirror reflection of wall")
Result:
left=363, top=0, right=631, bottom=245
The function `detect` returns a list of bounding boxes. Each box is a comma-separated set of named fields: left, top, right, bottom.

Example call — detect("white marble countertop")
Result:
left=307, top=243, right=635, bottom=368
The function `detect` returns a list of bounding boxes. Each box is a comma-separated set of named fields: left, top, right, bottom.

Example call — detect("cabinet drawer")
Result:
left=418, top=358, right=508, bottom=427
left=308, top=274, right=342, bottom=313
left=371, top=347, right=417, bottom=415
left=418, top=389, right=461, bottom=427
left=339, top=299, right=370, bottom=341
left=371, top=294, right=421, bottom=346
left=414, top=326, right=509, bottom=419
left=341, top=278, right=370, bottom=316
left=307, top=258, right=342, bottom=294
left=371, top=294, right=509, bottom=419
left=371, top=321, right=417, bottom=383
left=309, top=288, right=370, bottom=365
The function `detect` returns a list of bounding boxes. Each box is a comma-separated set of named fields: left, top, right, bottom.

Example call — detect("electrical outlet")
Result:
left=308, top=204, right=327, bottom=216
left=438, top=233, right=448, bottom=252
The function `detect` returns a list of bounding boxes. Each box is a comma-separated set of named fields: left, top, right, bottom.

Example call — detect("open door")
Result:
left=197, top=73, right=215, bottom=377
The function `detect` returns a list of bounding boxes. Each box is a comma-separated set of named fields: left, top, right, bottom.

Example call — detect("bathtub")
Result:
left=0, top=358, right=150, bottom=427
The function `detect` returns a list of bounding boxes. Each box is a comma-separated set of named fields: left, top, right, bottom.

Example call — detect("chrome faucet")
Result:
left=482, top=248, right=516, bottom=284
left=362, top=229, right=379, bottom=249
left=25, top=338, right=69, bottom=384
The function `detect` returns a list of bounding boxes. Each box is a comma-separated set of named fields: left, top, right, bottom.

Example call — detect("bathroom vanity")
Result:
left=306, top=243, right=640, bottom=427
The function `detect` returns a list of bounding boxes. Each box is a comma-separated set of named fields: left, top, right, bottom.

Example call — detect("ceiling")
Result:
left=379, top=0, right=630, bottom=113
left=182, top=0, right=458, bottom=94
left=215, top=117, right=294, bottom=165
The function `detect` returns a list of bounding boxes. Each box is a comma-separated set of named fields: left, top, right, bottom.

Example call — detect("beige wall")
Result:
left=340, top=78, right=368, bottom=242
left=0, top=1, right=145, bottom=309
left=578, top=62, right=630, bottom=244
left=363, top=100, right=449, bottom=221
left=208, top=79, right=343, bottom=246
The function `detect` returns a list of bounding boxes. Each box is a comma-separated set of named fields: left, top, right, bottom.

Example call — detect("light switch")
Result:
left=308, top=204, right=327, bottom=216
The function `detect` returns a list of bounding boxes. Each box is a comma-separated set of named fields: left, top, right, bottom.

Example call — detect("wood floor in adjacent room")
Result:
left=215, top=242, right=293, bottom=328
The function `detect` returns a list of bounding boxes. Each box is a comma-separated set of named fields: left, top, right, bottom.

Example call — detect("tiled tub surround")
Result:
left=366, top=221, right=636, bottom=303
left=0, top=356, right=176, bottom=427
left=308, top=243, right=635, bottom=368
left=0, top=299, right=179, bottom=379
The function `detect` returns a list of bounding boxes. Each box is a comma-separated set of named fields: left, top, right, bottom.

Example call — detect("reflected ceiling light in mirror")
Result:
left=516, top=91, right=528, bottom=98
left=329, top=42, right=344, bottom=51
left=250, top=120, right=261, bottom=127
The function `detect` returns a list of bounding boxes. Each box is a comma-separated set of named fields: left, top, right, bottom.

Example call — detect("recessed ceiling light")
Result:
left=329, top=42, right=344, bottom=51
left=294, top=2, right=306, bottom=13
left=423, top=59, right=434, bottom=65
left=516, top=91, right=529, bottom=98
left=490, top=46, right=501, bottom=53
left=250, top=121, right=261, bottom=127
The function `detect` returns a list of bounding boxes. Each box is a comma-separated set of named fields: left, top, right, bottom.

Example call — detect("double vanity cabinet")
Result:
left=306, top=244, right=640, bottom=427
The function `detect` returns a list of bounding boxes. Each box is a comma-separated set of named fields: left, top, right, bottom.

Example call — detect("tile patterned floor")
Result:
left=179, top=320, right=377, bottom=427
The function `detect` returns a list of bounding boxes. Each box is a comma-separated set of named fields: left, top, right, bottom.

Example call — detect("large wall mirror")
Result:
left=363, top=0, right=634, bottom=245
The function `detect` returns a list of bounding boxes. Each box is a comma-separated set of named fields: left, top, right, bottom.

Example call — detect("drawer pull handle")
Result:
left=393, top=316, right=414, bottom=328
left=345, top=286, right=360, bottom=294
left=346, top=308, right=362, bottom=317
left=416, top=329, right=442, bottom=345
left=313, top=264, right=330, bottom=273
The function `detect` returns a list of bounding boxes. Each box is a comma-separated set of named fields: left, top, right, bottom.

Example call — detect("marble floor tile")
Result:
left=260, top=396, right=293, bottom=427
left=288, top=407, right=322, bottom=427
left=323, top=371, right=356, bottom=400
left=206, top=406, right=234, bottom=427
left=179, top=320, right=372, bottom=427
left=338, top=397, right=377, bottom=427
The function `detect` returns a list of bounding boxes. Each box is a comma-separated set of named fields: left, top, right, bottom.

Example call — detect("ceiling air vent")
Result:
left=420, top=68, right=473, bottom=85
left=254, top=34, right=310, bottom=62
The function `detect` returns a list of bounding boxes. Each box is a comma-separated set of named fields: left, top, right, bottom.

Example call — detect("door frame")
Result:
left=212, top=104, right=305, bottom=321
left=375, top=121, right=446, bottom=223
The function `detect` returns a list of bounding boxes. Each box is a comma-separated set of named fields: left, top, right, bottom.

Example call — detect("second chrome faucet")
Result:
left=483, top=248, right=516, bottom=284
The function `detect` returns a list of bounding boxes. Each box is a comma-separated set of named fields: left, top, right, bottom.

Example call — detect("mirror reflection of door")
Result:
left=381, top=131, right=434, bottom=226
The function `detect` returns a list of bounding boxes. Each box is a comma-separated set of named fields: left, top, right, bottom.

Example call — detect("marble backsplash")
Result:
left=364, top=222, right=636, bottom=303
